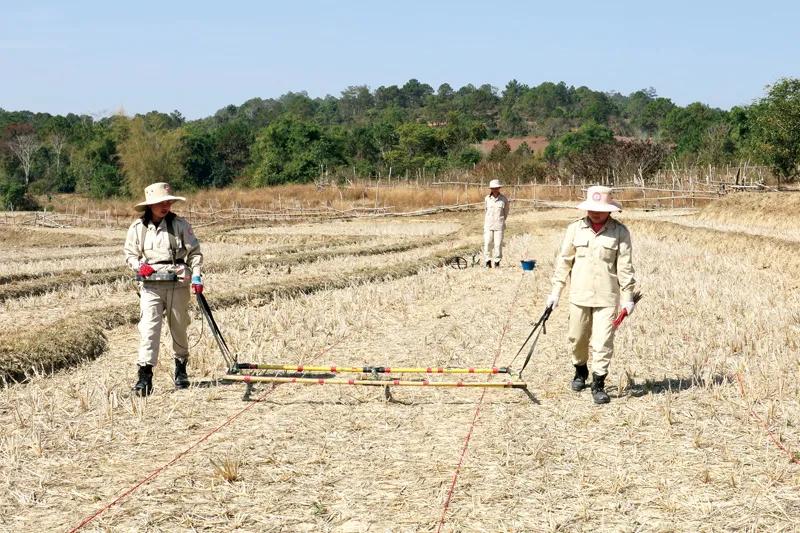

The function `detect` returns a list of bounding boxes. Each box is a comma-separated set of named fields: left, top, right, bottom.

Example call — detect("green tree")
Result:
left=544, top=122, right=616, bottom=180
left=574, top=87, right=617, bottom=123
left=212, top=120, right=254, bottom=184
left=182, top=129, right=215, bottom=187
left=250, top=117, right=345, bottom=185
left=401, top=79, right=434, bottom=108
left=545, top=122, right=615, bottom=162
left=454, top=146, right=482, bottom=167
left=749, top=78, right=800, bottom=182
left=339, top=86, right=374, bottom=121
left=661, top=102, right=726, bottom=157
left=117, top=116, right=187, bottom=195
left=70, top=131, right=124, bottom=198
left=639, top=97, right=676, bottom=137
left=0, top=176, right=38, bottom=210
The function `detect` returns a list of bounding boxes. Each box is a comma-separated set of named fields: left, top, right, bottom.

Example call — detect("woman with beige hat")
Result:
left=546, top=185, right=636, bottom=404
left=483, top=179, right=510, bottom=268
left=123, top=182, right=204, bottom=396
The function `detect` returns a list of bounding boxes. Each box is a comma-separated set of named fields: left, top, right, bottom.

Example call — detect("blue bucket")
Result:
left=520, top=259, right=536, bottom=271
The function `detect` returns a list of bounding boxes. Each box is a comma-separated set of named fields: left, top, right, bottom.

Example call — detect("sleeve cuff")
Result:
left=620, top=291, right=634, bottom=303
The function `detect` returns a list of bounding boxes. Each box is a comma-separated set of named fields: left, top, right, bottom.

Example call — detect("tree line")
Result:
left=1, top=77, right=799, bottom=209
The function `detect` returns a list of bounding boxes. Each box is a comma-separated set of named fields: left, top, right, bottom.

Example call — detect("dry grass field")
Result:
left=0, top=193, right=798, bottom=532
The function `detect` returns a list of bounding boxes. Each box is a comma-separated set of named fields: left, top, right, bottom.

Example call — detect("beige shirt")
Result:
left=551, top=217, right=636, bottom=307
left=484, top=193, right=510, bottom=231
left=123, top=215, right=203, bottom=279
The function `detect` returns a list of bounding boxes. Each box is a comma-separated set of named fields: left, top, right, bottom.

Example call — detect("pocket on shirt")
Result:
left=573, top=235, right=590, bottom=257
left=598, top=238, right=618, bottom=263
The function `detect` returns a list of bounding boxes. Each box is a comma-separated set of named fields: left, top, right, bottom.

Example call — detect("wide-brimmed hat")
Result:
left=135, top=182, right=186, bottom=211
left=576, top=185, right=622, bottom=212
left=488, top=179, right=502, bottom=189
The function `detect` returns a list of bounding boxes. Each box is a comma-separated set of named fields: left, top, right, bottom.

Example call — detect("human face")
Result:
left=587, top=210, right=610, bottom=225
left=150, top=200, right=174, bottom=222
left=490, top=188, right=500, bottom=197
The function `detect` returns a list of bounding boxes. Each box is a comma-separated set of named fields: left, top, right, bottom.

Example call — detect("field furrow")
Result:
left=0, top=206, right=797, bottom=532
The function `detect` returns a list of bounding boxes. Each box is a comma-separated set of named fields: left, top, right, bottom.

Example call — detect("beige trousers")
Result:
left=483, top=229, right=504, bottom=263
left=137, top=282, right=191, bottom=367
left=567, top=303, right=616, bottom=376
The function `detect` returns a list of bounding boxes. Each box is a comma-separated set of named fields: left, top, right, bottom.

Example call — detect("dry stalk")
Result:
left=210, top=454, right=242, bottom=483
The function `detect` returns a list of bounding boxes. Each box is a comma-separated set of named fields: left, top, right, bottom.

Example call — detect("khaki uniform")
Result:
left=483, top=193, right=510, bottom=263
left=123, top=215, right=203, bottom=367
left=551, top=217, right=636, bottom=375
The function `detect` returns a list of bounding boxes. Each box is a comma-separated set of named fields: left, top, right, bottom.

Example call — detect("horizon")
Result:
left=2, top=0, right=799, bottom=120
left=0, top=77, right=766, bottom=121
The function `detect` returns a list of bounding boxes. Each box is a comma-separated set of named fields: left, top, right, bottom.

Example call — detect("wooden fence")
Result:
left=0, top=177, right=787, bottom=230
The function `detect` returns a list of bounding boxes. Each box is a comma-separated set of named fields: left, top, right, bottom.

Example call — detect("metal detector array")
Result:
left=446, top=251, right=482, bottom=269
left=195, top=293, right=532, bottom=400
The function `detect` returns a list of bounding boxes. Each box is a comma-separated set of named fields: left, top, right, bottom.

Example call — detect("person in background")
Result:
left=546, top=186, right=636, bottom=404
left=483, top=179, right=510, bottom=268
left=123, top=182, right=204, bottom=396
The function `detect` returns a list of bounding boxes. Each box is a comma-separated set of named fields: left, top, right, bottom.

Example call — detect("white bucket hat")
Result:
left=576, top=185, right=622, bottom=212
left=135, top=182, right=186, bottom=211
left=488, top=179, right=502, bottom=189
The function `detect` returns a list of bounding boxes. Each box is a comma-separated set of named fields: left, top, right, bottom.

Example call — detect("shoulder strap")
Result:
left=138, top=222, right=146, bottom=258
left=165, top=216, right=185, bottom=255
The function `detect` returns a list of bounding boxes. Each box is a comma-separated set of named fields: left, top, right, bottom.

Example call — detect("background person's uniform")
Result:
left=124, top=214, right=203, bottom=367
left=551, top=217, right=636, bottom=376
left=483, top=193, right=510, bottom=265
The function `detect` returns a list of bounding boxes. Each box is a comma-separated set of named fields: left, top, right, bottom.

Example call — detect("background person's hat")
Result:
left=135, top=182, right=186, bottom=211
left=576, top=185, right=622, bottom=212
left=488, top=179, right=502, bottom=188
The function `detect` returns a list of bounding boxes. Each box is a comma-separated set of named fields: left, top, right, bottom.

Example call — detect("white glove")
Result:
left=546, top=290, right=561, bottom=310
left=622, top=301, right=635, bottom=315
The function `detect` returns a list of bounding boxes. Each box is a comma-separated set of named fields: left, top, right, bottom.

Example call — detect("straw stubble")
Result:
left=0, top=207, right=798, bottom=531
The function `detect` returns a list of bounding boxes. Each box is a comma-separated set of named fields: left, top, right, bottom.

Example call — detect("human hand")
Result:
left=546, top=290, right=560, bottom=310
left=191, top=275, right=203, bottom=294
left=138, top=263, right=155, bottom=278
left=613, top=303, right=634, bottom=329
left=622, top=301, right=635, bottom=315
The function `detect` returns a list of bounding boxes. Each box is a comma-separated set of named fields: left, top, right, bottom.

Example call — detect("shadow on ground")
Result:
left=618, top=373, right=732, bottom=398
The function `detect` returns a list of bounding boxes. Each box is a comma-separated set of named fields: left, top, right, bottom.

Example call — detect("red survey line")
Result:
left=67, top=336, right=349, bottom=532
left=436, top=271, right=527, bottom=532
left=736, top=372, right=800, bottom=465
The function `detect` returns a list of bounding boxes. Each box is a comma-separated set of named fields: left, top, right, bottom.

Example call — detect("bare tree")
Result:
left=8, top=134, right=41, bottom=186
left=49, top=133, right=67, bottom=176
left=609, top=140, right=671, bottom=186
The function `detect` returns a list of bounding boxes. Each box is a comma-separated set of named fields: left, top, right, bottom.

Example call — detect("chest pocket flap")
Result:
left=598, top=236, right=618, bottom=262
left=573, top=234, right=589, bottom=256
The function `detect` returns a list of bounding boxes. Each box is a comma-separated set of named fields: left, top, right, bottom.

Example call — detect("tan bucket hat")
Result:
left=488, top=179, right=502, bottom=189
left=576, top=185, right=622, bottom=212
left=135, top=182, right=186, bottom=211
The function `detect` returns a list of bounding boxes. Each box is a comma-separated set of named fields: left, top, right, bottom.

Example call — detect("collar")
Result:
left=147, top=218, right=169, bottom=231
left=580, top=216, right=614, bottom=233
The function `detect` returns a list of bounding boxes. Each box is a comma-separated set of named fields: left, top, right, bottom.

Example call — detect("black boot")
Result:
left=571, top=364, right=589, bottom=392
left=174, top=358, right=190, bottom=389
left=132, top=364, right=153, bottom=396
left=591, top=372, right=610, bottom=404
left=493, top=261, right=501, bottom=268
left=485, top=260, right=492, bottom=268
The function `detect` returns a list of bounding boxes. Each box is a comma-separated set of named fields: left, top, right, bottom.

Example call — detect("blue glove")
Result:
left=191, top=275, right=203, bottom=294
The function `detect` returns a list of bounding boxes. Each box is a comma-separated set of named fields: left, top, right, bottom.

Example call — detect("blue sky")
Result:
left=1, top=0, right=798, bottom=119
